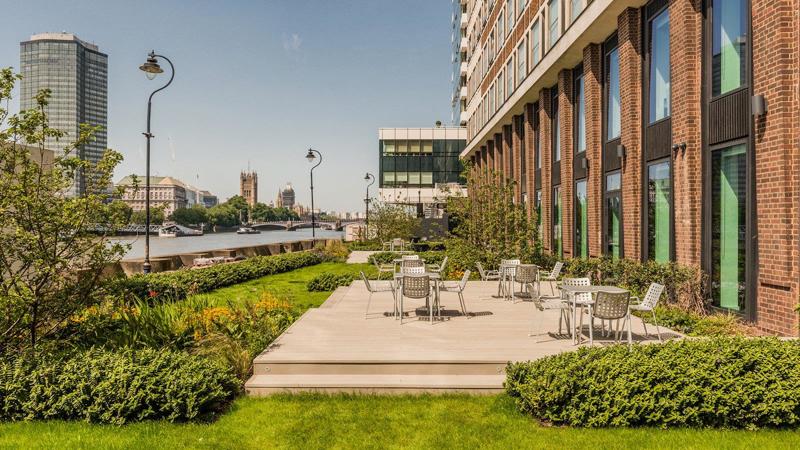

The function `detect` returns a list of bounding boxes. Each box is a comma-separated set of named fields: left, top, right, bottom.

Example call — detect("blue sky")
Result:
left=1, top=0, right=454, bottom=212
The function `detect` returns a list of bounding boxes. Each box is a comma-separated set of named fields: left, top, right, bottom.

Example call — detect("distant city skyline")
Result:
left=1, top=0, right=453, bottom=211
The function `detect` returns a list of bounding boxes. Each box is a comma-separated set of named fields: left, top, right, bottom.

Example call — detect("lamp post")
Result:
left=139, top=51, right=174, bottom=274
left=364, top=173, right=375, bottom=240
left=305, top=148, right=322, bottom=245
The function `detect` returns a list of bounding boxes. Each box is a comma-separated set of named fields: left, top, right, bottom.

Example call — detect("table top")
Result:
left=560, top=285, right=628, bottom=294
left=393, top=258, right=425, bottom=263
left=393, top=272, right=441, bottom=280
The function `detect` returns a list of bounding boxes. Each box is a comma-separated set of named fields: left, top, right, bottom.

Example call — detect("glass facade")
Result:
left=570, top=0, right=582, bottom=23
left=575, top=180, right=588, bottom=258
left=649, top=9, right=671, bottom=123
left=574, top=73, right=586, bottom=153
left=647, top=161, right=671, bottom=262
left=711, top=144, right=747, bottom=311
left=712, top=0, right=747, bottom=97
left=20, top=36, right=108, bottom=197
left=379, top=139, right=464, bottom=188
left=606, top=47, right=621, bottom=140
left=553, top=185, right=562, bottom=258
left=605, top=172, right=621, bottom=259
left=517, top=40, right=526, bottom=86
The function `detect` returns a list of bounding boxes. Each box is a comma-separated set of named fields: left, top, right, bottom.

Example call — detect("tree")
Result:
left=170, top=205, right=208, bottom=227
left=368, top=202, right=420, bottom=244
left=446, top=164, right=540, bottom=265
left=130, top=203, right=166, bottom=225
left=0, top=68, right=129, bottom=350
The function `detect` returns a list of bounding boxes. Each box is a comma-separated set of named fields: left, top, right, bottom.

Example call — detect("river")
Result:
left=114, top=229, right=344, bottom=260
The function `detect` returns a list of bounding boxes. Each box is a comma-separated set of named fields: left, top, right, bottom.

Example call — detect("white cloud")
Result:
left=282, top=33, right=302, bottom=53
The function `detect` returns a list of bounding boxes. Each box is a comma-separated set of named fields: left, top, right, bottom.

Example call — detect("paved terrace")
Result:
left=245, top=281, right=681, bottom=395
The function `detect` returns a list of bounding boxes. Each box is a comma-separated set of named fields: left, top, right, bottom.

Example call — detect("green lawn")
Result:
left=190, top=261, right=375, bottom=311
left=1, top=395, right=798, bottom=449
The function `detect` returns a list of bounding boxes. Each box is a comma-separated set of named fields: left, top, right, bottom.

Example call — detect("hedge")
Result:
left=0, top=348, right=240, bottom=424
left=112, top=251, right=323, bottom=302
left=307, top=273, right=355, bottom=292
left=506, top=338, right=800, bottom=429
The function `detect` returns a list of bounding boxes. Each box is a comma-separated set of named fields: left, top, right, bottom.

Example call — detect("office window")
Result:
left=574, top=73, right=586, bottom=153
left=518, top=0, right=526, bottom=17
left=421, top=172, right=433, bottom=185
left=570, top=0, right=582, bottom=23
left=489, top=84, right=495, bottom=115
left=531, top=19, right=541, bottom=66
left=605, top=172, right=621, bottom=259
left=548, top=0, right=560, bottom=50
left=711, top=144, right=746, bottom=311
left=383, top=140, right=395, bottom=154
left=506, top=59, right=514, bottom=98
left=575, top=179, right=588, bottom=258
left=409, top=141, right=420, bottom=153
left=649, top=9, right=670, bottom=123
left=422, top=140, right=433, bottom=153
left=712, top=0, right=747, bottom=96
left=606, top=46, right=621, bottom=140
left=647, top=161, right=671, bottom=262
left=507, top=0, right=514, bottom=35
left=517, top=40, right=526, bottom=86
left=553, top=185, right=562, bottom=258
left=497, top=13, right=504, bottom=45
left=383, top=172, right=395, bottom=185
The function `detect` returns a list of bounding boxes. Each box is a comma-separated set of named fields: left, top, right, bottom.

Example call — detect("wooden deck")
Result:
left=245, top=281, right=681, bottom=395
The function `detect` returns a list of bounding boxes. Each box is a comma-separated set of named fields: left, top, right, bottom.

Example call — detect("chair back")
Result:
left=561, top=277, right=591, bottom=303
left=641, top=283, right=665, bottom=310
left=515, top=264, right=538, bottom=283
left=402, top=275, right=430, bottom=299
left=401, top=259, right=424, bottom=271
left=500, top=259, right=520, bottom=276
left=550, top=261, right=564, bottom=278
left=458, top=270, right=471, bottom=291
left=392, top=238, right=404, bottom=251
left=593, top=291, right=630, bottom=320
left=437, top=256, right=449, bottom=272
left=401, top=254, right=419, bottom=260
left=360, top=271, right=373, bottom=293
left=475, top=262, right=489, bottom=280
left=402, top=265, right=425, bottom=275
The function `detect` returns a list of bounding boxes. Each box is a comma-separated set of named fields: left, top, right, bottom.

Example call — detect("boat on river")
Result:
left=236, top=226, right=261, bottom=235
left=158, top=223, right=204, bottom=238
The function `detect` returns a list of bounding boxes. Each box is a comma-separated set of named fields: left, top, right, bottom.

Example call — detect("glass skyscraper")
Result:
left=20, top=33, right=108, bottom=197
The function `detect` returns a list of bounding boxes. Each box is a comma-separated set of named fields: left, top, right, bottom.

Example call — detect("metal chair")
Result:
left=391, top=238, right=405, bottom=252
left=498, top=259, right=520, bottom=300
left=513, top=264, right=539, bottom=300
left=629, top=283, right=665, bottom=341
left=590, top=290, right=632, bottom=346
left=475, top=261, right=500, bottom=281
left=562, top=277, right=593, bottom=343
left=401, top=259, right=424, bottom=272
left=428, top=256, right=448, bottom=275
left=400, top=274, right=433, bottom=324
left=361, top=271, right=397, bottom=319
left=526, top=280, right=571, bottom=339
left=439, top=270, right=471, bottom=317
left=538, top=261, right=564, bottom=297
left=373, top=259, right=395, bottom=279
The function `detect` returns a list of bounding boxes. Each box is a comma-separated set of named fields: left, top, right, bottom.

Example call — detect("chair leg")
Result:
left=588, top=306, right=594, bottom=345
left=653, top=310, right=662, bottom=342
left=577, top=306, right=584, bottom=345
left=365, top=291, right=373, bottom=318
left=459, top=291, right=468, bottom=317
left=641, top=312, right=649, bottom=337
left=627, top=312, right=632, bottom=347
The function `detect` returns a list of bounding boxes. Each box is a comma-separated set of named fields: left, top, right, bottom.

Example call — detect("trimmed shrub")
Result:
left=307, top=273, right=355, bottom=292
left=112, top=251, right=323, bottom=303
left=506, top=338, right=800, bottom=429
left=368, top=251, right=399, bottom=265
left=0, top=348, right=240, bottom=424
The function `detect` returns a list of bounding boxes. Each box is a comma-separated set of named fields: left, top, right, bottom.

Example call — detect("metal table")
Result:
left=559, top=285, right=629, bottom=344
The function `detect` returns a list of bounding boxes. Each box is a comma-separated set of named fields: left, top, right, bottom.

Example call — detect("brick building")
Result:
left=459, top=0, right=799, bottom=334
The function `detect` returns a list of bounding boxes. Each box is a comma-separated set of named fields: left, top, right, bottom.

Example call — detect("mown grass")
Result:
left=189, top=261, right=375, bottom=312
left=1, top=395, right=799, bottom=449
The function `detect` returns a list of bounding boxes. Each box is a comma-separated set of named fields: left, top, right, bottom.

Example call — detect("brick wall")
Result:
left=525, top=103, right=538, bottom=218
left=618, top=7, right=643, bottom=260
left=540, top=88, right=553, bottom=251
left=558, top=69, right=575, bottom=258
left=752, top=0, right=799, bottom=335
left=583, top=43, right=603, bottom=258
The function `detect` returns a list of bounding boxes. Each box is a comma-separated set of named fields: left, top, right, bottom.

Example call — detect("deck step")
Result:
left=244, top=374, right=505, bottom=395
left=253, top=361, right=507, bottom=376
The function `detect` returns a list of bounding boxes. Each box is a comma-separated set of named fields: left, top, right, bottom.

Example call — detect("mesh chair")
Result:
left=513, top=264, right=539, bottom=300
left=439, top=270, right=471, bottom=317
left=373, top=259, right=395, bottom=279
left=401, top=259, right=424, bottom=272
left=538, top=261, right=564, bottom=297
left=498, top=259, right=521, bottom=299
left=591, top=290, right=632, bottom=346
left=629, top=283, right=665, bottom=341
left=562, top=277, right=593, bottom=343
left=475, top=262, right=500, bottom=281
left=400, top=274, right=432, bottom=324
left=428, top=256, right=448, bottom=275
left=361, top=271, right=397, bottom=318
left=526, top=282, right=571, bottom=339
left=401, top=254, right=419, bottom=260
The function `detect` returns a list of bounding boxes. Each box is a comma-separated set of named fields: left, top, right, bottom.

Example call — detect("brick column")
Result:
left=752, top=0, right=800, bottom=335
left=584, top=43, right=603, bottom=258
left=618, top=7, right=643, bottom=261
left=671, top=0, right=702, bottom=267
left=494, top=133, right=504, bottom=177
left=540, top=88, right=553, bottom=252
left=487, top=140, right=496, bottom=182
left=512, top=118, right=523, bottom=203
left=480, top=146, right=488, bottom=184
left=524, top=103, right=537, bottom=218
left=559, top=69, right=575, bottom=259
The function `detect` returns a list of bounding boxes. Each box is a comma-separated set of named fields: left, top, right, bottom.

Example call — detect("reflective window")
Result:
left=531, top=19, right=541, bottom=66
left=536, top=190, right=542, bottom=238
left=552, top=93, right=560, bottom=161
left=711, top=144, right=746, bottom=311
left=574, top=73, right=586, bottom=153
left=605, top=172, right=621, bottom=259
left=712, top=0, right=747, bottom=96
left=606, top=47, right=621, bottom=139
left=553, top=185, right=562, bottom=258
left=649, top=9, right=670, bottom=123
left=506, top=0, right=514, bottom=34
left=548, top=0, right=560, bottom=50
left=570, top=0, right=582, bottom=23
left=575, top=180, right=588, bottom=258
left=647, top=161, right=671, bottom=262
left=517, top=40, right=526, bottom=86
left=506, top=59, right=514, bottom=98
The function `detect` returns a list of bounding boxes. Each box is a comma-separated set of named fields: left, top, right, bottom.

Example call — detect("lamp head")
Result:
left=139, top=51, right=163, bottom=80
left=364, top=173, right=371, bottom=181
left=306, top=148, right=316, bottom=163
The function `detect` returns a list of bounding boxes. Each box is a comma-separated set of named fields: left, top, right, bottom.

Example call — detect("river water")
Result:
left=114, top=229, right=344, bottom=260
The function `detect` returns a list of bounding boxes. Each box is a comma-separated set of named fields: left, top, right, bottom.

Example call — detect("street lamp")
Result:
left=364, top=172, right=375, bottom=235
left=305, top=148, right=322, bottom=245
left=139, top=50, right=175, bottom=274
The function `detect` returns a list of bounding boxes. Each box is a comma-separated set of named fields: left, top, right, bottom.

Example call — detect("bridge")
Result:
left=249, top=219, right=363, bottom=231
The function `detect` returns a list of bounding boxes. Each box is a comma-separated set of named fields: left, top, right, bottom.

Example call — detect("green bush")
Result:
left=307, top=273, right=355, bottom=292
left=410, top=241, right=445, bottom=252
left=346, top=241, right=384, bottom=251
left=316, top=240, right=350, bottom=262
left=368, top=251, right=399, bottom=265
left=0, top=348, right=240, bottom=424
left=112, top=251, right=323, bottom=303
left=506, top=338, right=800, bottom=429
left=643, top=305, right=744, bottom=336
